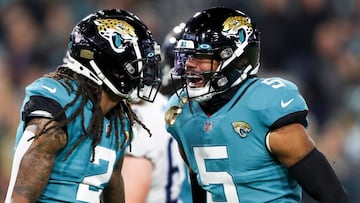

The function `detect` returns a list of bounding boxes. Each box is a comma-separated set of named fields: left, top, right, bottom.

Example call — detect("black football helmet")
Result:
left=66, top=9, right=161, bottom=102
left=160, top=22, right=186, bottom=96
left=174, top=7, right=260, bottom=102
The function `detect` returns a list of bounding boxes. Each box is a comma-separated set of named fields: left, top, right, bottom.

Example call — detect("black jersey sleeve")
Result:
left=22, top=95, right=66, bottom=124
left=270, top=110, right=308, bottom=131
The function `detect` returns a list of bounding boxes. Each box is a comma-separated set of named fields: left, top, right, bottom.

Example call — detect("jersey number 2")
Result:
left=193, top=146, right=239, bottom=202
left=76, top=146, right=116, bottom=203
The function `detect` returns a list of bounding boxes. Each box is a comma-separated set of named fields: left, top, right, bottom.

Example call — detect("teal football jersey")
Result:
left=10, top=77, right=129, bottom=203
left=166, top=77, right=309, bottom=202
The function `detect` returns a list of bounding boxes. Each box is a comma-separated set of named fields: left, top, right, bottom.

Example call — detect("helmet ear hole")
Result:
left=219, top=48, right=233, bottom=60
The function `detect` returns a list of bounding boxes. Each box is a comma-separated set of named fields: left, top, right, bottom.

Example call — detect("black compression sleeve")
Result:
left=288, top=148, right=349, bottom=202
left=189, top=170, right=206, bottom=203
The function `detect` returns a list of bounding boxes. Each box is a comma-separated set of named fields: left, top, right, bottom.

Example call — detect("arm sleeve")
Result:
left=288, top=148, right=349, bottom=202
left=23, top=95, right=65, bottom=122
left=270, top=110, right=308, bottom=130
left=22, top=95, right=66, bottom=132
left=189, top=170, right=207, bottom=203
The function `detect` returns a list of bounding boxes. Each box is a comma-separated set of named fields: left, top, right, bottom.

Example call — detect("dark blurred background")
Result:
left=0, top=0, right=359, bottom=202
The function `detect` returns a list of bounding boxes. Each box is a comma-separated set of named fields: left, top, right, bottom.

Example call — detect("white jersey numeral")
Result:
left=193, top=146, right=239, bottom=203
left=76, top=146, right=116, bottom=203
left=261, top=78, right=286, bottom=89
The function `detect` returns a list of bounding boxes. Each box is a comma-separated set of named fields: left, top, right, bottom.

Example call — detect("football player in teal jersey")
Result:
left=165, top=7, right=349, bottom=202
left=5, top=9, right=161, bottom=203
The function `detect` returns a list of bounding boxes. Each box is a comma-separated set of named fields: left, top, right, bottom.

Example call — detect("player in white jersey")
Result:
left=122, top=23, right=192, bottom=203
left=123, top=93, right=186, bottom=203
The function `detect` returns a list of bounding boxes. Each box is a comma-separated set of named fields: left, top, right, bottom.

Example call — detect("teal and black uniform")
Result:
left=12, top=77, right=129, bottom=202
left=166, top=77, right=308, bottom=202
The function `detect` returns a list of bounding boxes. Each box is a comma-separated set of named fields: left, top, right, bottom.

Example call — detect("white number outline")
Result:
left=261, top=78, right=286, bottom=89
left=76, top=146, right=116, bottom=203
left=193, top=146, right=239, bottom=203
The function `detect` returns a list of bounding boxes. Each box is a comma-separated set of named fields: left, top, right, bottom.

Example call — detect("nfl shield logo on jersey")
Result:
left=232, top=121, right=251, bottom=138
left=204, top=121, right=212, bottom=132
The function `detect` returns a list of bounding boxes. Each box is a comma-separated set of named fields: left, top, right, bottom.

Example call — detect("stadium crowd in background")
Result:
left=1, top=0, right=360, bottom=201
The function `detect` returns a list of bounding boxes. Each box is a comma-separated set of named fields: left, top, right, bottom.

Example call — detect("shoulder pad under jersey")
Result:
left=25, top=77, right=77, bottom=107
left=247, top=77, right=308, bottom=126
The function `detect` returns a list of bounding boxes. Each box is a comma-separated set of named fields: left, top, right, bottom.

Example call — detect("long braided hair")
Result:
left=33, top=65, right=151, bottom=161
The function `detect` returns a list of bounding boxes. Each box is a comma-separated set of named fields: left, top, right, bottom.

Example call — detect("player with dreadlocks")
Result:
left=5, top=9, right=161, bottom=203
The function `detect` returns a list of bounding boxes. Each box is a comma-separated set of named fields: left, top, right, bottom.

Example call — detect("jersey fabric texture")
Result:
left=128, top=93, right=191, bottom=203
left=10, top=77, right=129, bottom=203
left=166, top=77, right=309, bottom=202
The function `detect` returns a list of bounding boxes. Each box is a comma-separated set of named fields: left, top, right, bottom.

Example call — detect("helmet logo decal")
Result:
left=199, top=44, right=212, bottom=50
left=95, top=19, right=137, bottom=53
left=222, top=16, right=253, bottom=44
left=239, top=29, right=246, bottom=43
left=232, top=121, right=251, bottom=138
left=147, top=52, right=155, bottom=57
left=177, top=39, right=195, bottom=49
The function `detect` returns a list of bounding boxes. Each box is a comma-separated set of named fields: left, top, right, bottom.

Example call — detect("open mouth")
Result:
left=186, top=72, right=208, bottom=88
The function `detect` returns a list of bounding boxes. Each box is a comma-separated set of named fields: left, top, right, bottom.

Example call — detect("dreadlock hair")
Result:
left=31, top=65, right=152, bottom=161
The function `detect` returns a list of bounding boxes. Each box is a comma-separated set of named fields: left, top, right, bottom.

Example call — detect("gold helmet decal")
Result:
left=232, top=121, right=251, bottom=138
left=95, top=19, right=137, bottom=53
left=222, top=16, right=253, bottom=44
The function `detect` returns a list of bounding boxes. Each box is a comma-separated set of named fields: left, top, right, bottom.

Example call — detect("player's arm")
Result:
left=102, top=157, right=125, bottom=203
left=268, top=123, right=349, bottom=202
left=178, top=145, right=206, bottom=203
left=121, top=155, right=153, bottom=203
left=8, top=118, right=67, bottom=203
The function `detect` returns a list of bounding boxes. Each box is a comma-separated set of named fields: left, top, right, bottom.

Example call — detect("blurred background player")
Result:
left=159, top=22, right=186, bottom=96
left=121, top=23, right=192, bottom=203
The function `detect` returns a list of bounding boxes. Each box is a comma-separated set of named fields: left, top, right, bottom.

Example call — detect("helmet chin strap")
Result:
left=66, top=54, right=103, bottom=86
left=232, top=61, right=260, bottom=86
left=131, top=38, right=143, bottom=73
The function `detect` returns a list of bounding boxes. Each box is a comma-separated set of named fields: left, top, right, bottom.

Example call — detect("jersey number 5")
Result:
left=193, top=146, right=239, bottom=203
left=261, top=78, right=286, bottom=89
